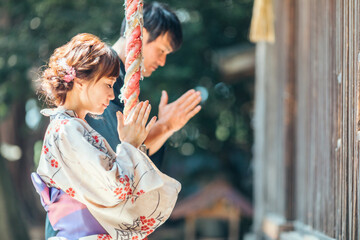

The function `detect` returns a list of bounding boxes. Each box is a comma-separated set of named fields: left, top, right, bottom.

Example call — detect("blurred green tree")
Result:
left=0, top=0, right=254, bottom=238
left=0, top=0, right=125, bottom=237
left=141, top=0, right=254, bottom=199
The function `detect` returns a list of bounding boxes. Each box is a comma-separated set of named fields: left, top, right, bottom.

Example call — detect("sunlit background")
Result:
left=0, top=0, right=254, bottom=239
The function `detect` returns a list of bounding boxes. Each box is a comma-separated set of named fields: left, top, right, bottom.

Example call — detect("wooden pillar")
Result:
left=279, top=0, right=297, bottom=222
left=185, top=216, right=196, bottom=240
left=228, top=215, right=240, bottom=240
left=253, top=0, right=297, bottom=238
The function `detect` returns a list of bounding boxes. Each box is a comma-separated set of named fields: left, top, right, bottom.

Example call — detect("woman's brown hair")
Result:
left=39, top=33, right=120, bottom=106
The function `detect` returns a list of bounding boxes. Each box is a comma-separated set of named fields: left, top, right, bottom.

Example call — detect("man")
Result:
left=86, top=1, right=202, bottom=162
left=45, top=2, right=201, bottom=238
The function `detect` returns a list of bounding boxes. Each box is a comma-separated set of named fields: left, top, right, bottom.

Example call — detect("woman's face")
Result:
left=81, top=76, right=116, bottom=115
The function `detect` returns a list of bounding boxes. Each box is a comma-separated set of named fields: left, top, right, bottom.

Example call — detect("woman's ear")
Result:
left=73, top=78, right=85, bottom=89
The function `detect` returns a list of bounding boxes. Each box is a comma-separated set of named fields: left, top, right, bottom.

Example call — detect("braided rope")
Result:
left=120, top=0, right=144, bottom=117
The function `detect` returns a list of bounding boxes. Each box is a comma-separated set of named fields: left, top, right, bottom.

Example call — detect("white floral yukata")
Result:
left=34, top=107, right=181, bottom=240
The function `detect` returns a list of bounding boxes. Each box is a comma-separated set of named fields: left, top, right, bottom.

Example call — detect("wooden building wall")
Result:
left=253, top=0, right=360, bottom=239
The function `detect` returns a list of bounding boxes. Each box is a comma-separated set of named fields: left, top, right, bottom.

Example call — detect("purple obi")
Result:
left=31, top=173, right=107, bottom=239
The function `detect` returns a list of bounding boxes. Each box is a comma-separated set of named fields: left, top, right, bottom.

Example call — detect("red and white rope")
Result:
left=121, top=0, right=144, bottom=117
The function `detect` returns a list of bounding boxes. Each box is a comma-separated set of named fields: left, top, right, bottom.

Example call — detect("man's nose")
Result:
left=158, top=55, right=167, bottom=67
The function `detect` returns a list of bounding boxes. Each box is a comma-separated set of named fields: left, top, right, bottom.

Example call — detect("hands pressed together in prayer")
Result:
left=117, top=101, right=157, bottom=148
left=117, top=89, right=202, bottom=154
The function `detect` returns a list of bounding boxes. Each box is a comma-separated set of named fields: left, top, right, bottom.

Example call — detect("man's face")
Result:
left=142, top=29, right=173, bottom=77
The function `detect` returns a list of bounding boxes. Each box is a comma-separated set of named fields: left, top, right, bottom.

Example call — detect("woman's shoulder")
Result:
left=41, top=107, right=113, bottom=151
left=41, top=107, right=77, bottom=118
left=41, top=107, right=88, bottom=135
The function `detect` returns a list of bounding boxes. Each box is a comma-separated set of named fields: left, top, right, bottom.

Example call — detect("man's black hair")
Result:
left=120, top=1, right=183, bottom=51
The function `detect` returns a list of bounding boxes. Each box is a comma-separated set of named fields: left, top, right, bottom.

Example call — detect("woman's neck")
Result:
left=62, top=92, right=87, bottom=120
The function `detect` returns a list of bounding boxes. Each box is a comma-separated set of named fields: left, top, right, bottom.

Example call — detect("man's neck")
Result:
left=113, top=37, right=126, bottom=63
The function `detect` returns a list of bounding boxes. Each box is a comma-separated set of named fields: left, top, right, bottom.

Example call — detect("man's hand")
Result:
left=158, top=89, right=202, bottom=133
left=143, top=89, right=202, bottom=155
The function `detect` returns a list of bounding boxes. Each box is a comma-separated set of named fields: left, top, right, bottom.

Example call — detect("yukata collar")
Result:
left=40, top=106, right=78, bottom=118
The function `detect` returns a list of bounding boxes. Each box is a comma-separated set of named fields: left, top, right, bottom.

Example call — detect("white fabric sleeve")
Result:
left=49, top=119, right=164, bottom=207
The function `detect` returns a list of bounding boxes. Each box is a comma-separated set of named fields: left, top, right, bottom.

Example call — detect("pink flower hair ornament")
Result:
left=57, top=58, right=76, bottom=83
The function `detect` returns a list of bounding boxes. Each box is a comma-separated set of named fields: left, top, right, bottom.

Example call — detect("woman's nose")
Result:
left=110, top=91, right=115, bottom=100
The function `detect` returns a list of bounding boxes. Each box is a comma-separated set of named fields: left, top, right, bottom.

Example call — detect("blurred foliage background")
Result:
left=0, top=0, right=254, bottom=239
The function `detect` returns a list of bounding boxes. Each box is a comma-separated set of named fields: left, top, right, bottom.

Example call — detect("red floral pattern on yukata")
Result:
left=50, top=159, right=58, bottom=168
left=132, top=236, right=148, bottom=240
left=114, top=175, right=146, bottom=203
left=43, top=145, right=49, bottom=154
left=66, top=188, right=76, bottom=197
left=140, top=216, right=155, bottom=235
left=137, top=190, right=145, bottom=196
left=114, top=175, right=133, bottom=200
left=97, top=234, right=112, bottom=240
left=47, top=127, right=52, bottom=135
left=131, top=189, right=146, bottom=203
left=54, top=119, right=69, bottom=132
left=61, top=119, right=69, bottom=124
left=93, top=135, right=100, bottom=143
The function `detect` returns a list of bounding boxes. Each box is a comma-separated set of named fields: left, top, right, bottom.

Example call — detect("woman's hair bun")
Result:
left=38, top=33, right=120, bottom=106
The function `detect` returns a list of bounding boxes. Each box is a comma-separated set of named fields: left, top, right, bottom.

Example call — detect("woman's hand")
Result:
left=117, top=101, right=157, bottom=148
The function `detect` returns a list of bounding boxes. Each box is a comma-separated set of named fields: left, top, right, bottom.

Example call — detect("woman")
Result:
left=31, top=33, right=181, bottom=240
